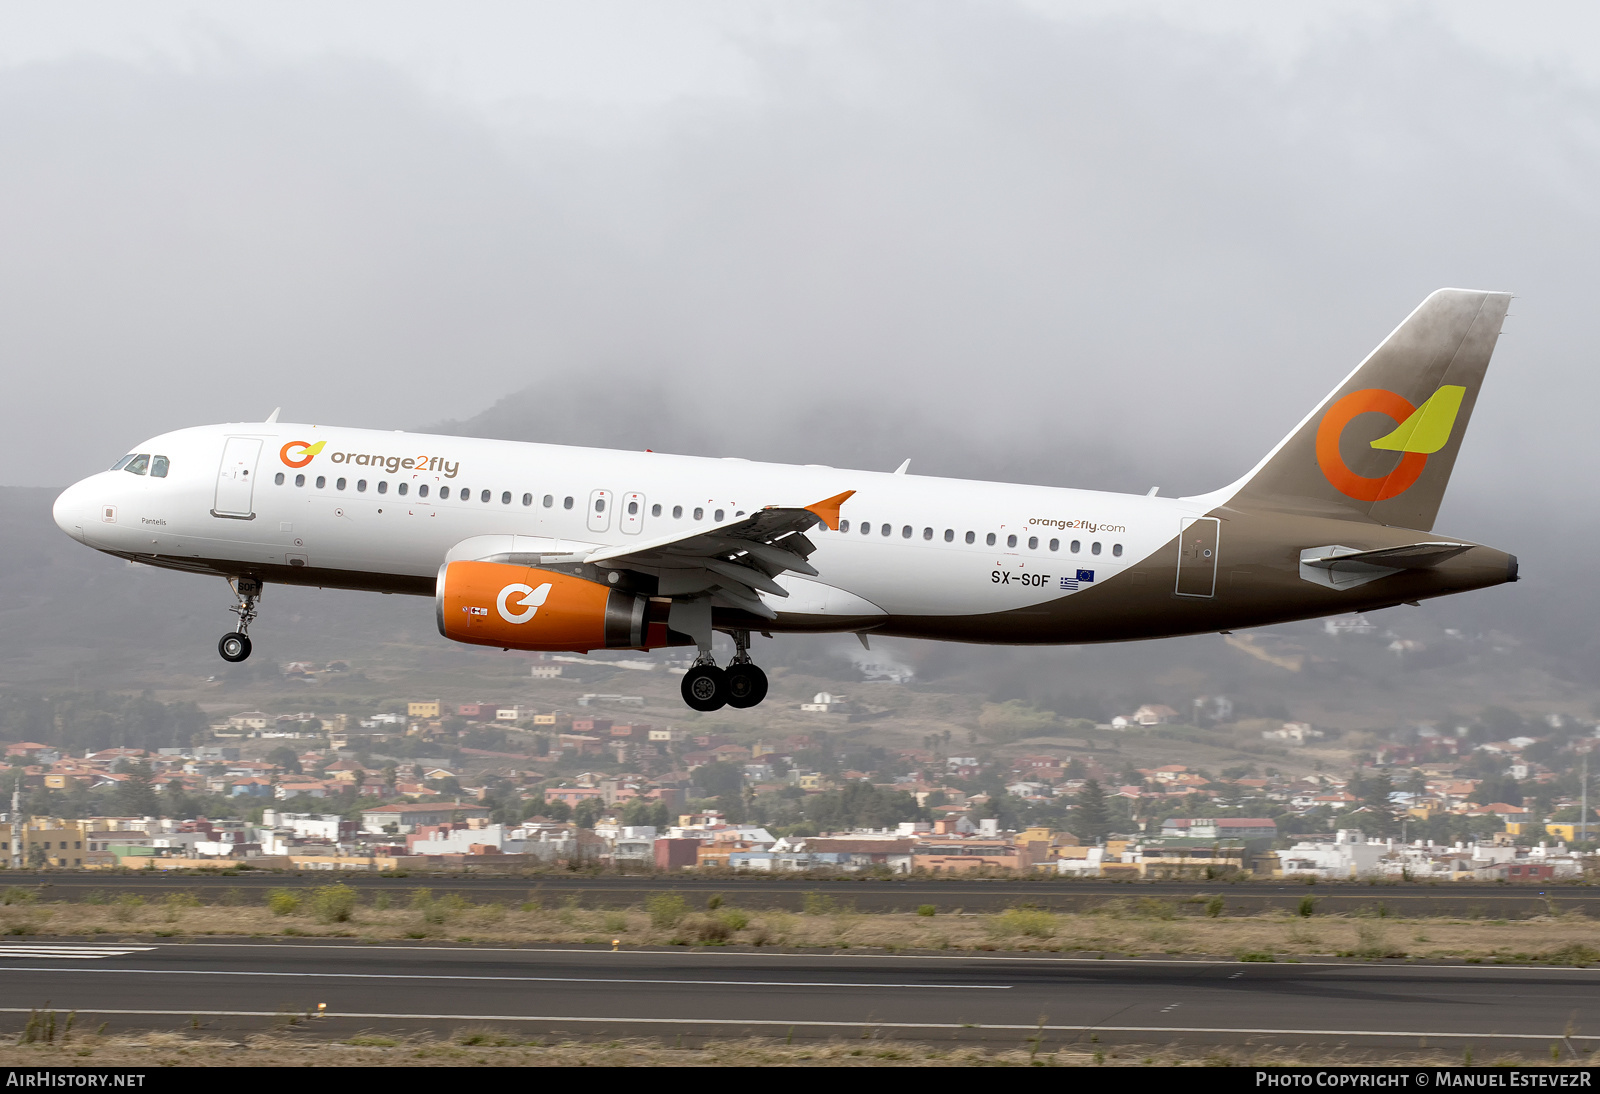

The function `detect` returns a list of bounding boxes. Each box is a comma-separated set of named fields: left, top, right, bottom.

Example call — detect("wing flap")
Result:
left=574, top=491, right=852, bottom=617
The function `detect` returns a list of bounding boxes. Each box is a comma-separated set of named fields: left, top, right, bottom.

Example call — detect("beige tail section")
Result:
left=1225, top=288, right=1511, bottom=531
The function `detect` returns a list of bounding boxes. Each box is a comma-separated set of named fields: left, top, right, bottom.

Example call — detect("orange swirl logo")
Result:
left=279, top=440, right=325, bottom=469
left=1314, top=385, right=1466, bottom=502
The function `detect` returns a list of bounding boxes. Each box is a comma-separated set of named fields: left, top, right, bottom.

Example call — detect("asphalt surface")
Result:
left=5, top=873, right=1593, bottom=918
left=0, top=941, right=1595, bottom=1048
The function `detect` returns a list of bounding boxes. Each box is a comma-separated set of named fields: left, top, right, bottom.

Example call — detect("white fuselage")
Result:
left=52, top=422, right=1202, bottom=632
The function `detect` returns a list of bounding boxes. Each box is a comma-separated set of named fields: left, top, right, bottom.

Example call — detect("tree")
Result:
left=692, top=760, right=743, bottom=800
left=1072, top=778, right=1111, bottom=844
left=113, top=762, right=160, bottom=817
left=1352, top=769, right=1399, bottom=837
left=536, top=799, right=573, bottom=823
left=1475, top=773, right=1523, bottom=808
left=802, top=782, right=924, bottom=831
left=266, top=746, right=303, bottom=775
left=573, top=797, right=605, bottom=829
left=620, top=799, right=671, bottom=828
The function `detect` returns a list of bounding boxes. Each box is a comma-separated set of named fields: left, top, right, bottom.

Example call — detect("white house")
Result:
left=1276, top=829, right=1389, bottom=879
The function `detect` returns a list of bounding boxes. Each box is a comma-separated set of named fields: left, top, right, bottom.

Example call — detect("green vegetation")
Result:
left=311, top=884, right=358, bottom=924
left=645, top=892, right=687, bottom=928
left=266, top=890, right=300, bottom=916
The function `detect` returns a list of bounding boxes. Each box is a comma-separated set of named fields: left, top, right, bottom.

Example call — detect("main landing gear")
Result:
left=218, top=576, right=262, bottom=664
left=680, top=630, right=769, bottom=712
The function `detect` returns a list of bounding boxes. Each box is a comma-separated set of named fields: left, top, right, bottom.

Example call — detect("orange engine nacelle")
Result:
left=435, top=561, right=675, bottom=652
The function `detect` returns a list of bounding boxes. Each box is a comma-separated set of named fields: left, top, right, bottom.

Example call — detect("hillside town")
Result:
left=4, top=693, right=1599, bottom=882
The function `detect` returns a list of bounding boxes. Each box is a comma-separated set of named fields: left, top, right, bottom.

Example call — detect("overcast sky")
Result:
left=3, top=0, right=1598, bottom=532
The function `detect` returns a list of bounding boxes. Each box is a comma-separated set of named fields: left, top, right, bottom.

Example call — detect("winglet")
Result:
left=804, top=490, right=855, bottom=530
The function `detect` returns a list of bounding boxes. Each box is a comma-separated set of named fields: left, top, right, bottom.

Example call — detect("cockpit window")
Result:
left=110, top=454, right=136, bottom=471
left=123, top=454, right=150, bottom=476
left=150, top=456, right=169, bottom=478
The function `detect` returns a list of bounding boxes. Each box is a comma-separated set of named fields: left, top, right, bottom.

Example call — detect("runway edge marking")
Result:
left=0, top=1008, right=1584, bottom=1042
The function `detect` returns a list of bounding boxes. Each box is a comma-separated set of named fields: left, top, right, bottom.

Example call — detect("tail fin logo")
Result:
left=1315, top=386, right=1466, bottom=502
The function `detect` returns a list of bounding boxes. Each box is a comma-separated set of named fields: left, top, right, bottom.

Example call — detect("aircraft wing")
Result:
left=562, top=490, right=855, bottom=619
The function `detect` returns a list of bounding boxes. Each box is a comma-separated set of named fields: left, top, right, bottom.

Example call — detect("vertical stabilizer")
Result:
left=1225, top=288, right=1510, bottom=531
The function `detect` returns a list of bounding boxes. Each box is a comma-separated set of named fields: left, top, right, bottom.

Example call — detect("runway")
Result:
left=1, top=941, right=1595, bottom=1048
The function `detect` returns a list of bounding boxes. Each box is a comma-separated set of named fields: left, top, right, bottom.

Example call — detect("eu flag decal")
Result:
left=1076, top=569, right=1095, bottom=583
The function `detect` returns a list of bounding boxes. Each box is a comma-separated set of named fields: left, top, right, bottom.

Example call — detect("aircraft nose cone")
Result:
left=52, top=479, right=94, bottom=544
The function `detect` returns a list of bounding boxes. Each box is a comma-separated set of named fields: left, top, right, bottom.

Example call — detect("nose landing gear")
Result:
left=218, top=576, right=261, bottom=664
left=678, top=630, right=769, bottom=711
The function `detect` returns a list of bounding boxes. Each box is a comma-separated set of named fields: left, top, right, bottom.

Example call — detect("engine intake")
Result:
left=435, top=561, right=675, bottom=652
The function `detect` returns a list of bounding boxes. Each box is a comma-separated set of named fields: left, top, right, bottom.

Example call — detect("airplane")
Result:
left=52, top=288, right=1518, bottom=712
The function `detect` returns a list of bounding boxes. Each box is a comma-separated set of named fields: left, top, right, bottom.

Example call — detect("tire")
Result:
left=681, top=665, right=727, bottom=711
left=724, top=664, right=769, bottom=708
left=218, top=632, right=252, bottom=663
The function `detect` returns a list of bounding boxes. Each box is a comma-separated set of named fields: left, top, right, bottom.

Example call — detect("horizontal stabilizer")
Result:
left=1303, top=542, right=1474, bottom=570
left=1298, top=541, right=1474, bottom=591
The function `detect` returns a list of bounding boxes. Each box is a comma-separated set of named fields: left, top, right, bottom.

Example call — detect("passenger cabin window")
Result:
left=693, top=507, right=703, bottom=520
left=357, top=479, right=368, bottom=492
left=1113, top=543, right=1123, bottom=557
left=377, top=481, right=387, bottom=494
left=1071, top=539, right=1081, bottom=553
left=861, top=521, right=871, bottom=535
left=672, top=505, right=682, bottom=519
left=151, top=456, right=169, bottom=478
left=564, top=496, right=574, bottom=510
left=502, top=491, right=511, bottom=504
left=1092, top=541, right=1102, bottom=555
left=944, top=529, right=953, bottom=542
left=336, top=478, right=347, bottom=491
left=296, top=474, right=306, bottom=488
left=124, top=454, right=150, bottom=475
left=714, top=509, right=725, bottom=521
left=965, top=531, right=975, bottom=544
left=986, top=533, right=996, bottom=546
left=522, top=493, right=533, bottom=506
left=315, top=476, right=325, bottom=489
left=901, top=525, right=912, bottom=539
left=1049, top=538, right=1059, bottom=552
left=628, top=501, right=638, bottom=515
left=1007, top=534, right=1018, bottom=548
left=439, top=486, right=450, bottom=499
left=274, top=472, right=285, bottom=486
left=595, top=497, right=605, bottom=512
left=397, top=482, right=407, bottom=495
left=839, top=520, right=850, bottom=532
left=651, top=503, right=661, bottom=517
left=482, top=490, right=492, bottom=503
left=543, top=495, right=553, bottom=508
left=1028, top=536, right=1038, bottom=550
left=418, top=484, right=428, bottom=497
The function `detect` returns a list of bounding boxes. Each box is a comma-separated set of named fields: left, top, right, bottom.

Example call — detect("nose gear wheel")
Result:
left=218, top=576, right=262, bottom=663
left=218, top=633, right=252, bottom=662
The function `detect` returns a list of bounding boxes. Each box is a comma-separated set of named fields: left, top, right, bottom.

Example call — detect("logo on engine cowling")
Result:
left=496, top=582, right=553, bottom=624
